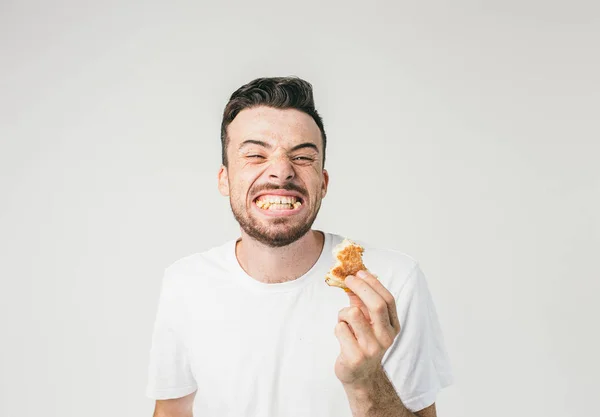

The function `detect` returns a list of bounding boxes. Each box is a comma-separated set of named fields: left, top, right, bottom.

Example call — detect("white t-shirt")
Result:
left=146, top=232, right=453, bottom=416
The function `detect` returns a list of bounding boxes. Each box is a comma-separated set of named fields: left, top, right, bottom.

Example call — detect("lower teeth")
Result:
left=256, top=202, right=298, bottom=210
left=268, top=204, right=293, bottom=210
left=256, top=200, right=303, bottom=210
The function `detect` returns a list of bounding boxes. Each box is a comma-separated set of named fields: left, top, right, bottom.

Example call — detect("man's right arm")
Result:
left=152, top=391, right=196, bottom=417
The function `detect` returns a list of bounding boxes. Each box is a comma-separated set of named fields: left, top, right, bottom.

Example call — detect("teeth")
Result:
left=268, top=203, right=290, bottom=210
left=256, top=200, right=303, bottom=210
left=256, top=195, right=299, bottom=205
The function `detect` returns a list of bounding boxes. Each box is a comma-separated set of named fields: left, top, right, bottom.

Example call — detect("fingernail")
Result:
left=356, top=270, right=367, bottom=279
left=345, top=275, right=354, bottom=284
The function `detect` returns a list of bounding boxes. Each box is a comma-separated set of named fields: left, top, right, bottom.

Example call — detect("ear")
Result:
left=321, top=169, right=329, bottom=198
left=218, top=165, right=230, bottom=196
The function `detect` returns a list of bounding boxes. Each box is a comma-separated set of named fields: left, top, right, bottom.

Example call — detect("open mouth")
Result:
left=253, top=194, right=304, bottom=211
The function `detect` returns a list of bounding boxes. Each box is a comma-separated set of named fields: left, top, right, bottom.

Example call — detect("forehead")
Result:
left=227, top=106, right=322, bottom=150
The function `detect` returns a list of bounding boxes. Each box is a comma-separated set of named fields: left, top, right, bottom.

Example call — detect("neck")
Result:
left=235, top=229, right=325, bottom=284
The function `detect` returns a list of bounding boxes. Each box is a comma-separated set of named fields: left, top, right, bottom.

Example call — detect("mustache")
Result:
left=252, top=183, right=308, bottom=197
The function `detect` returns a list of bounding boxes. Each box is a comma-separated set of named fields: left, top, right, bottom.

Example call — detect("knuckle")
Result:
left=366, top=344, right=381, bottom=358
left=384, top=294, right=395, bottom=306
left=348, top=307, right=362, bottom=320
left=338, top=307, right=350, bottom=320
left=373, top=301, right=387, bottom=315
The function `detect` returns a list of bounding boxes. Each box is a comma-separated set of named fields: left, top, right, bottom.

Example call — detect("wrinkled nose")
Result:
left=267, top=154, right=295, bottom=182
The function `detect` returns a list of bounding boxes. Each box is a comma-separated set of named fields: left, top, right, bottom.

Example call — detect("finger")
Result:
left=356, top=270, right=401, bottom=332
left=345, top=274, right=397, bottom=341
left=334, top=321, right=363, bottom=362
left=338, top=307, right=381, bottom=354
left=345, top=287, right=370, bottom=321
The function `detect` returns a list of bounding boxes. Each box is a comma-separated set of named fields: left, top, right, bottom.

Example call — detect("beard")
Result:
left=229, top=190, right=322, bottom=248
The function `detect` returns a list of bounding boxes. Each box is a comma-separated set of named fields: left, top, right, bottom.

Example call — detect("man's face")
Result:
left=218, top=106, right=329, bottom=247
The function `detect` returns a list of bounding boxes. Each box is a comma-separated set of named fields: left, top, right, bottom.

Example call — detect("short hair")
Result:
left=220, top=76, right=327, bottom=168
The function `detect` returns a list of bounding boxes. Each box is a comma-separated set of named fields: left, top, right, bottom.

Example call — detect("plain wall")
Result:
left=1, top=1, right=599, bottom=416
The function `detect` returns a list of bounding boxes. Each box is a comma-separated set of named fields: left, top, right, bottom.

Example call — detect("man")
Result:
left=146, top=77, right=453, bottom=416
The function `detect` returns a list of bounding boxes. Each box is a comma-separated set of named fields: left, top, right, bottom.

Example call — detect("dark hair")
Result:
left=220, top=76, right=327, bottom=168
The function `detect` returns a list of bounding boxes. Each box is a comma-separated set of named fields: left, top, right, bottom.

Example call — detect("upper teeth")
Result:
left=255, top=195, right=299, bottom=204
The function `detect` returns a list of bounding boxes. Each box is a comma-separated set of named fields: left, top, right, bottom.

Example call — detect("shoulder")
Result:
left=161, top=239, right=236, bottom=290
left=362, top=242, right=421, bottom=298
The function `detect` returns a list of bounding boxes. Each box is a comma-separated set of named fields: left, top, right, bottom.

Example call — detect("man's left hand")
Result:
left=334, top=270, right=401, bottom=387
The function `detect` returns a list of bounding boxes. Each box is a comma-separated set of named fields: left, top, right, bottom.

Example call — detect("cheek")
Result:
left=236, top=166, right=266, bottom=191
left=305, top=180, right=326, bottom=203
left=230, top=176, right=253, bottom=201
left=305, top=170, right=325, bottom=187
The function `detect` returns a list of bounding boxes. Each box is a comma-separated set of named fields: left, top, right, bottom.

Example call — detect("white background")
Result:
left=1, top=1, right=599, bottom=416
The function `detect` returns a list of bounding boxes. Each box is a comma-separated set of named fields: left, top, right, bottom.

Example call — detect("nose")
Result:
left=266, top=153, right=295, bottom=182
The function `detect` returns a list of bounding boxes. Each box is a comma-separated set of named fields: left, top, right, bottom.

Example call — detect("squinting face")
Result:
left=218, top=106, right=329, bottom=247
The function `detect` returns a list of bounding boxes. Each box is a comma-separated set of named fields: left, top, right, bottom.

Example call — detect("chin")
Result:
left=243, top=217, right=314, bottom=247
left=231, top=199, right=321, bottom=247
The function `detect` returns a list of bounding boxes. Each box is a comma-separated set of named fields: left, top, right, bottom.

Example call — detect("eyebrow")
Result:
left=290, top=143, right=319, bottom=153
left=239, top=140, right=319, bottom=153
left=239, top=139, right=272, bottom=149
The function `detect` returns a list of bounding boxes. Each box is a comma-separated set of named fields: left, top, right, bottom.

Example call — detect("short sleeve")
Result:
left=146, top=268, right=197, bottom=399
left=382, top=263, right=454, bottom=412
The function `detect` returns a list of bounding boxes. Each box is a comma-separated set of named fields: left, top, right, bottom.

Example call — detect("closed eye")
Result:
left=293, top=156, right=315, bottom=161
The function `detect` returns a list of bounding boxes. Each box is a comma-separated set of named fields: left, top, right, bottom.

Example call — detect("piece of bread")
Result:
left=325, top=239, right=367, bottom=292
